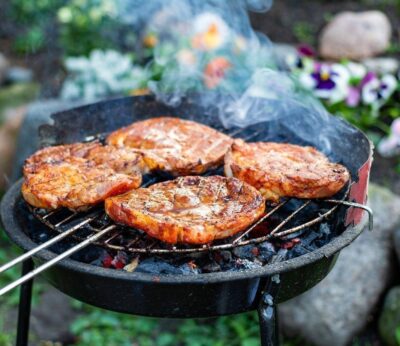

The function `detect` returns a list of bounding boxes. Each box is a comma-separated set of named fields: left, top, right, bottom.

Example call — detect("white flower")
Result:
left=61, top=49, right=145, bottom=100
left=192, top=12, right=230, bottom=50
left=58, top=7, right=73, bottom=23
left=60, top=81, right=81, bottom=100
left=176, top=49, right=197, bottom=68
left=346, top=62, right=367, bottom=80
left=362, top=74, right=397, bottom=106
left=65, top=57, right=90, bottom=72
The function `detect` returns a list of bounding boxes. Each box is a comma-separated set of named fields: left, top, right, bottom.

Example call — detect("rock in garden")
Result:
left=0, top=106, right=26, bottom=190
left=379, top=286, right=400, bottom=346
left=11, top=99, right=87, bottom=184
left=319, top=11, right=392, bottom=60
left=0, top=53, right=10, bottom=84
left=279, top=183, right=400, bottom=346
left=6, top=66, right=33, bottom=83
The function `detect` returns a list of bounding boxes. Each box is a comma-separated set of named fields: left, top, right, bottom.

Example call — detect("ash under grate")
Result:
left=25, top=176, right=349, bottom=275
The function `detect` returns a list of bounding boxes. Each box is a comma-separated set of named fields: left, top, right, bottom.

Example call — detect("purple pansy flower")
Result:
left=362, top=74, right=397, bottom=106
left=299, top=63, right=349, bottom=103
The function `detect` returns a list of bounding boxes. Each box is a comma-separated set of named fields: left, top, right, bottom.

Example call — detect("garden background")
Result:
left=1, top=0, right=400, bottom=345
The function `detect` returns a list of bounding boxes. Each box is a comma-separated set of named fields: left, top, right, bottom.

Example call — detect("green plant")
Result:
left=0, top=227, right=44, bottom=307
left=293, top=22, right=315, bottom=45
left=10, top=0, right=64, bottom=53
left=57, top=0, right=123, bottom=56
left=0, top=231, right=24, bottom=306
left=70, top=302, right=308, bottom=346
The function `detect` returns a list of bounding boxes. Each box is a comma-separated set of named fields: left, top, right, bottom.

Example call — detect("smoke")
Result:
left=115, top=0, right=356, bottom=155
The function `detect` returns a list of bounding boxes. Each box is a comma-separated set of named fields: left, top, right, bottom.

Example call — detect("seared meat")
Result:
left=106, top=117, right=233, bottom=176
left=224, top=139, right=350, bottom=202
left=22, top=143, right=144, bottom=210
left=105, top=175, right=265, bottom=244
left=23, top=142, right=100, bottom=176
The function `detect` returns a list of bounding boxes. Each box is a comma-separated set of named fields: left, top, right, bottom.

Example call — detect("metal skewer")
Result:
left=0, top=213, right=101, bottom=275
left=0, top=225, right=116, bottom=296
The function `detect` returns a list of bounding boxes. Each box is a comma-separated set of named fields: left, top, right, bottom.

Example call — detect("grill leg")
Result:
left=258, top=275, right=281, bottom=346
left=16, top=258, right=34, bottom=346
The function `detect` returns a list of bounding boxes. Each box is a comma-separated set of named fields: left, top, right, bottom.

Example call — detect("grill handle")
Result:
left=0, top=216, right=99, bottom=275
left=0, top=225, right=115, bottom=296
left=325, top=200, right=373, bottom=231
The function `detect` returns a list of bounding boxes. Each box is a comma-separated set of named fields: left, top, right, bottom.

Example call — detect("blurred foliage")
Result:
left=57, top=0, right=120, bottom=56
left=326, top=85, right=400, bottom=142
left=0, top=83, right=40, bottom=122
left=0, top=229, right=44, bottom=307
left=9, top=0, right=135, bottom=57
left=10, top=0, right=64, bottom=54
left=292, top=22, right=315, bottom=46
left=70, top=302, right=309, bottom=346
left=70, top=305, right=259, bottom=346
left=0, top=231, right=25, bottom=307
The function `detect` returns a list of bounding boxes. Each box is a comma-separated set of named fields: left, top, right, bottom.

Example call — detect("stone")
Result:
left=0, top=53, right=9, bottom=85
left=3, top=286, right=78, bottom=344
left=379, top=286, right=400, bottom=346
left=0, top=106, right=27, bottom=189
left=6, top=66, right=33, bottom=83
left=11, top=99, right=87, bottom=184
left=279, top=183, right=400, bottom=346
left=319, top=11, right=392, bottom=61
left=362, top=57, right=399, bottom=75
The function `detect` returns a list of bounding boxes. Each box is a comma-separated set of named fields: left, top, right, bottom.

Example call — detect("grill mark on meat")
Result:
left=106, top=117, right=233, bottom=176
left=105, top=175, right=265, bottom=244
left=22, top=143, right=144, bottom=210
left=224, top=139, right=350, bottom=201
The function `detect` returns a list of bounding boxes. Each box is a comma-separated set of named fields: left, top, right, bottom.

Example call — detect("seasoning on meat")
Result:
left=224, top=139, right=350, bottom=202
left=105, top=175, right=265, bottom=244
left=106, top=117, right=233, bottom=176
left=22, top=143, right=144, bottom=210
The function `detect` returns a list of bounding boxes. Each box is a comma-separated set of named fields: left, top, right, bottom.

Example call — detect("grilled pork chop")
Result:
left=224, top=139, right=350, bottom=202
left=22, top=143, right=144, bottom=210
left=106, top=117, right=233, bottom=176
left=105, top=175, right=265, bottom=244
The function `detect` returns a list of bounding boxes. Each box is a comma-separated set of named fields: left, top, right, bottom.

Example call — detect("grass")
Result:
left=0, top=218, right=44, bottom=345
left=69, top=302, right=309, bottom=346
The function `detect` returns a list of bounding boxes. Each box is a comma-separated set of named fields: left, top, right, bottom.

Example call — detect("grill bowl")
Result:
left=0, top=95, right=372, bottom=317
left=2, top=180, right=366, bottom=317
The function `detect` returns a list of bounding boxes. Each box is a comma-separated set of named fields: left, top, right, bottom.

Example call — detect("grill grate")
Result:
left=0, top=124, right=374, bottom=297
left=30, top=193, right=349, bottom=255
left=27, top=125, right=365, bottom=255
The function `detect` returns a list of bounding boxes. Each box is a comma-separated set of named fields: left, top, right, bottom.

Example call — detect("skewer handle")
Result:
left=0, top=217, right=97, bottom=275
left=0, top=226, right=115, bottom=296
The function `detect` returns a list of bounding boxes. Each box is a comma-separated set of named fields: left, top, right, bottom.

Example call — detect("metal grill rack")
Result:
left=29, top=188, right=362, bottom=255
left=0, top=126, right=373, bottom=296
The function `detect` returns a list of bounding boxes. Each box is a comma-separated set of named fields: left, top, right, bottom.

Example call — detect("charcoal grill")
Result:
left=0, top=95, right=373, bottom=346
